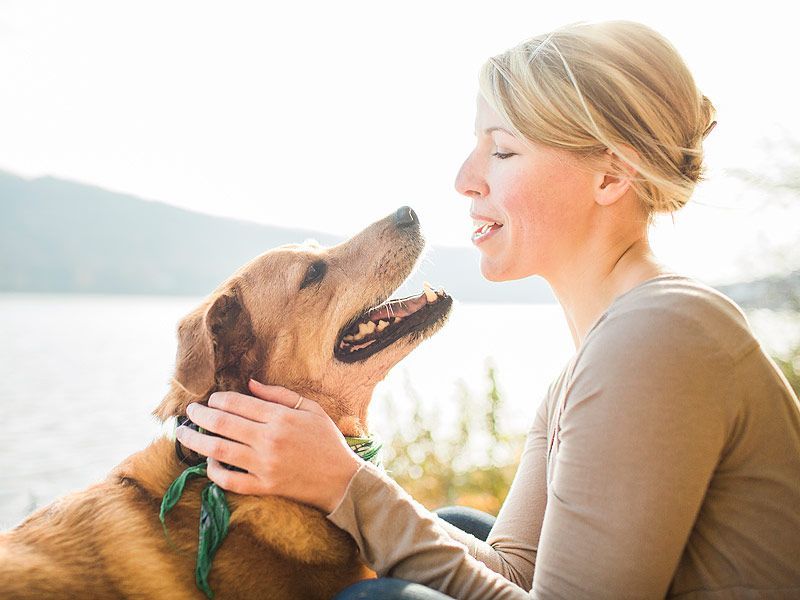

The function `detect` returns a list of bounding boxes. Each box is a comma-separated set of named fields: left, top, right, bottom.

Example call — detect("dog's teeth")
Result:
left=343, top=334, right=355, bottom=341
left=377, top=319, right=389, bottom=332
left=423, top=281, right=437, bottom=303
left=358, top=322, right=376, bottom=336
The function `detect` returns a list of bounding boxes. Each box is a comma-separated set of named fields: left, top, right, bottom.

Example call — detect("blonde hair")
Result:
left=479, top=20, right=717, bottom=226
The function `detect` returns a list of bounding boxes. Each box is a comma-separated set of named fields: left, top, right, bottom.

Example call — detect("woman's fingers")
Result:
left=187, top=402, right=263, bottom=441
left=175, top=424, right=256, bottom=473
left=206, top=457, right=261, bottom=495
left=206, top=390, right=286, bottom=423
left=176, top=381, right=363, bottom=512
left=247, top=379, right=325, bottom=416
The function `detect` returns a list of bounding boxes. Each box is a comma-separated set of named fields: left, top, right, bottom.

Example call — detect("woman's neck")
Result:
left=547, top=236, right=673, bottom=351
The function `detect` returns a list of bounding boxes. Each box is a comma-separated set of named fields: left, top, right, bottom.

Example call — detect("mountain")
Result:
left=714, top=270, right=800, bottom=312
left=4, top=169, right=796, bottom=309
left=0, top=170, right=556, bottom=303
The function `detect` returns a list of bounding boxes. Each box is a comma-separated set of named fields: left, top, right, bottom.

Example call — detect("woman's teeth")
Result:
left=473, top=222, right=502, bottom=240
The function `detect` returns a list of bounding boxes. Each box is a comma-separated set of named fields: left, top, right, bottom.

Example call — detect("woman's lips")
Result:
left=472, top=222, right=503, bottom=245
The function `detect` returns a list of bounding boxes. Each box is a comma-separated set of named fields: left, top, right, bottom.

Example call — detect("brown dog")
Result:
left=0, top=206, right=453, bottom=599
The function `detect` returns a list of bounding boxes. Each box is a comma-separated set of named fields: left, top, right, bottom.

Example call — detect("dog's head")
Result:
left=155, top=206, right=452, bottom=434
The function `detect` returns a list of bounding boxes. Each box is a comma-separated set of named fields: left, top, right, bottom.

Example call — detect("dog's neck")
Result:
left=309, top=392, right=373, bottom=438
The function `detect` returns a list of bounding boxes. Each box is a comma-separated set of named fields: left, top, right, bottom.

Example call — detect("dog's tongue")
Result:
left=368, top=292, right=428, bottom=322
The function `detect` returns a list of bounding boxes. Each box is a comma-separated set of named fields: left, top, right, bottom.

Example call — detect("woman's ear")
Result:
left=595, top=145, right=639, bottom=207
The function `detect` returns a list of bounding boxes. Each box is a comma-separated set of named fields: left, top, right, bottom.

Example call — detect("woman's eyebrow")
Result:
left=485, top=126, right=514, bottom=135
left=473, top=126, right=515, bottom=136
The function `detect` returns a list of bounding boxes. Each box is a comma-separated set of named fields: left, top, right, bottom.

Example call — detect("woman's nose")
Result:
left=454, top=151, right=489, bottom=199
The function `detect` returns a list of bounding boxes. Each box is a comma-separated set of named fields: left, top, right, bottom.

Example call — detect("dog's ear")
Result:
left=154, top=282, right=262, bottom=421
left=205, top=282, right=260, bottom=392
left=153, top=305, right=215, bottom=420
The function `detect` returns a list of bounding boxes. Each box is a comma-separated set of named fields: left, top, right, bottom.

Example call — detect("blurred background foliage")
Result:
left=380, top=362, right=527, bottom=515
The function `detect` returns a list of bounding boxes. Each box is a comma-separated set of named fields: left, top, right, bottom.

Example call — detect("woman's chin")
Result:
left=479, top=255, right=511, bottom=282
left=479, top=254, right=537, bottom=282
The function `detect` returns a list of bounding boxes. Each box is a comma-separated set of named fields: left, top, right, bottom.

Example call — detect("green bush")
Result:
left=380, top=361, right=525, bottom=516
left=772, top=342, right=800, bottom=398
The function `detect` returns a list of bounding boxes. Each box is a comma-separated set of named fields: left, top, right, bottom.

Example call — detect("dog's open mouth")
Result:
left=335, top=281, right=453, bottom=363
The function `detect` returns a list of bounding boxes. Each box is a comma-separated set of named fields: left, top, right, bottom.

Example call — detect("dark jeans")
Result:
left=332, top=505, right=496, bottom=600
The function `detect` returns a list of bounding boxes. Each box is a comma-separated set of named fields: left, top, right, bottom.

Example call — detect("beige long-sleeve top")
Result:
left=327, top=274, right=800, bottom=599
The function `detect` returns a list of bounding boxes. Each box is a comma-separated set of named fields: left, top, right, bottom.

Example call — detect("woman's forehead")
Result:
left=474, top=96, right=510, bottom=134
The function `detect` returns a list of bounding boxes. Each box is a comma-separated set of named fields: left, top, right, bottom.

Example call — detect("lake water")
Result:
left=1, top=293, right=797, bottom=529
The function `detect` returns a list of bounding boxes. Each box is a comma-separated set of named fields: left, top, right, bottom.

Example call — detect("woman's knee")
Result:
left=333, top=577, right=454, bottom=600
left=434, top=505, right=496, bottom=542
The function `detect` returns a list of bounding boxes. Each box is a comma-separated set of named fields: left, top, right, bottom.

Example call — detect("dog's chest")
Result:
left=207, top=508, right=368, bottom=599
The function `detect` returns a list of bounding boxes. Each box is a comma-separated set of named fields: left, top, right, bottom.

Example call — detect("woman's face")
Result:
left=454, top=95, right=597, bottom=282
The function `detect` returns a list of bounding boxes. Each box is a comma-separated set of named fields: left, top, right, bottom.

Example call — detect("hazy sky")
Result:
left=2, top=0, right=798, bottom=285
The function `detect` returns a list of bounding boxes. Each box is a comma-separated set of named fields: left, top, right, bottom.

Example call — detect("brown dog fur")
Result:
left=0, top=209, right=452, bottom=599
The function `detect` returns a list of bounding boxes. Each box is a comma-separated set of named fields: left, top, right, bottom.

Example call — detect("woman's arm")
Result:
left=326, top=380, right=554, bottom=594
left=327, top=458, right=533, bottom=599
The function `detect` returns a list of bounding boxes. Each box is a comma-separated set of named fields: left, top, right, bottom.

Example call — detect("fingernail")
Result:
left=186, top=403, right=196, bottom=416
left=175, top=426, right=185, bottom=439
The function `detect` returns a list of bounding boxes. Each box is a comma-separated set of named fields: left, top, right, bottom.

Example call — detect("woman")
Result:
left=176, top=20, right=800, bottom=598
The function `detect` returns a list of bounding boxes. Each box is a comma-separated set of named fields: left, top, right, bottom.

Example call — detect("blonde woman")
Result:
left=177, top=20, right=800, bottom=598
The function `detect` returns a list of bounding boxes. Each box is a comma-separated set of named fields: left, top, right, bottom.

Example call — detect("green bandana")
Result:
left=344, top=435, right=383, bottom=466
left=159, top=462, right=229, bottom=599
left=160, top=432, right=382, bottom=599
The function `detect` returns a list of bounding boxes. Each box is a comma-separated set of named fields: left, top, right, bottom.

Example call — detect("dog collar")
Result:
left=344, top=435, right=383, bottom=466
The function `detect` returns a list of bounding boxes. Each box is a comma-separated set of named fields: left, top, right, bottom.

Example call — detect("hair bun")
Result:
left=680, top=152, right=703, bottom=183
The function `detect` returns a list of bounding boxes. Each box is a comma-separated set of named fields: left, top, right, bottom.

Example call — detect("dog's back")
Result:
left=0, top=438, right=371, bottom=599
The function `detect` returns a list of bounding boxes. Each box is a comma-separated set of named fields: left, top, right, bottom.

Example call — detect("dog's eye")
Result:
left=300, top=260, right=327, bottom=290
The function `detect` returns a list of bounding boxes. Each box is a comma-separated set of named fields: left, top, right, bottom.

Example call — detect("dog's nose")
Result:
left=394, top=206, right=418, bottom=228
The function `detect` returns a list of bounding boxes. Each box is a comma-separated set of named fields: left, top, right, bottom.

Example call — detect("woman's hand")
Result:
left=174, top=378, right=362, bottom=514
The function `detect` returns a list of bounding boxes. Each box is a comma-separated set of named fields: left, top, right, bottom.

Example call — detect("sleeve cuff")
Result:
left=325, top=459, right=386, bottom=524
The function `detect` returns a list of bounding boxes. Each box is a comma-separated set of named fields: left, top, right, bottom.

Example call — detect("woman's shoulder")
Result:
left=588, top=274, right=761, bottom=364
left=560, top=275, right=755, bottom=421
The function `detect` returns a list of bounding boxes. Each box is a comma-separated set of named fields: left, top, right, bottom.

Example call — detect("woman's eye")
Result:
left=300, top=260, right=327, bottom=290
left=492, top=151, right=515, bottom=159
